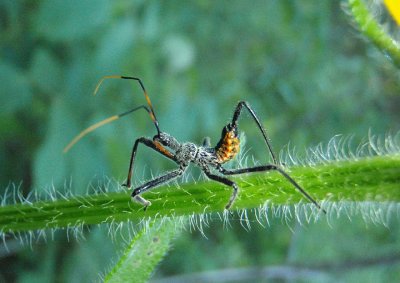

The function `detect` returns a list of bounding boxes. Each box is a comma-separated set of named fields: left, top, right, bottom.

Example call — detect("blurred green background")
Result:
left=1, top=1, right=400, bottom=282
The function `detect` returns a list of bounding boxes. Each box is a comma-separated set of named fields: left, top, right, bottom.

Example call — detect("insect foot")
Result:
left=132, top=195, right=152, bottom=209
left=121, top=182, right=130, bottom=188
left=225, top=183, right=239, bottom=210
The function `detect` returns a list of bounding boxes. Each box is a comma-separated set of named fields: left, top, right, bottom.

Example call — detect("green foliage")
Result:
left=104, top=220, right=180, bottom=283
left=1, top=1, right=400, bottom=282
left=348, top=0, right=400, bottom=68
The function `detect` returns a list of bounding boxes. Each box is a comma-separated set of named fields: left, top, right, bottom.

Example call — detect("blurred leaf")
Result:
left=34, top=0, right=111, bottom=41
left=33, top=99, right=70, bottom=190
left=70, top=138, right=109, bottom=195
left=289, top=216, right=400, bottom=281
left=162, top=35, right=195, bottom=73
left=0, top=63, right=31, bottom=115
left=18, top=242, right=57, bottom=283
left=30, top=48, right=62, bottom=94
left=63, top=228, right=116, bottom=282
left=95, top=18, right=136, bottom=71
left=141, top=2, right=160, bottom=41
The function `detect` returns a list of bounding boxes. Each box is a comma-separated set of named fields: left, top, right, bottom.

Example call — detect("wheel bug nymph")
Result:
left=64, top=76, right=325, bottom=213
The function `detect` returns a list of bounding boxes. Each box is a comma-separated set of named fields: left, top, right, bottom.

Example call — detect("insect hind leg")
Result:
left=219, top=165, right=326, bottom=213
left=231, top=101, right=277, bottom=164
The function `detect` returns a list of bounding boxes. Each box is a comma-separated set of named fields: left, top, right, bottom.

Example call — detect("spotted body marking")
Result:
left=215, top=125, right=240, bottom=163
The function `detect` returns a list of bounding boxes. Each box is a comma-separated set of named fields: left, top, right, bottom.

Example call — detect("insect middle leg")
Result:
left=203, top=169, right=239, bottom=210
left=219, top=165, right=325, bottom=213
left=131, top=167, right=185, bottom=207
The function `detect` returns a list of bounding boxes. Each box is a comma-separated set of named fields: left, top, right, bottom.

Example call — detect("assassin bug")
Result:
left=64, top=75, right=325, bottom=213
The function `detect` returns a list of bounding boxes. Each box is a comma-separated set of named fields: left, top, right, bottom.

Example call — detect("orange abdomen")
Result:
left=216, top=130, right=240, bottom=163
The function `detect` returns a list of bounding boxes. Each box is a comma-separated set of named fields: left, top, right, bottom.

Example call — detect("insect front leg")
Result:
left=123, top=137, right=176, bottom=188
left=131, top=167, right=186, bottom=208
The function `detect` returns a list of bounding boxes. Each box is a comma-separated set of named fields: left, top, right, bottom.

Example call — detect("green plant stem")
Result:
left=348, top=0, right=400, bottom=67
left=1, top=155, right=399, bottom=233
left=104, top=219, right=180, bottom=283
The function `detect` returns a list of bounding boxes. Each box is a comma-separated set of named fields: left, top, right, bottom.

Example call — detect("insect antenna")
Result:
left=63, top=75, right=161, bottom=153
left=94, top=76, right=160, bottom=135
left=63, top=105, right=153, bottom=153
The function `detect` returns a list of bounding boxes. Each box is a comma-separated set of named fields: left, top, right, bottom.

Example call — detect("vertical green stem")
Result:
left=104, top=219, right=180, bottom=283
left=348, top=0, right=400, bottom=67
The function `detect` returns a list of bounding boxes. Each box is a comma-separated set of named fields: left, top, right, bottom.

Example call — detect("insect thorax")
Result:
left=174, top=142, right=198, bottom=166
left=173, top=142, right=219, bottom=168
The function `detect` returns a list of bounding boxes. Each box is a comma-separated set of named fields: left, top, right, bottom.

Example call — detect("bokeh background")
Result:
left=1, top=1, right=400, bottom=282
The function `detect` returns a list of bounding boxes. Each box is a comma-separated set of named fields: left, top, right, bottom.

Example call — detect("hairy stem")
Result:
left=1, top=155, right=399, bottom=233
left=348, top=0, right=400, bottom=68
